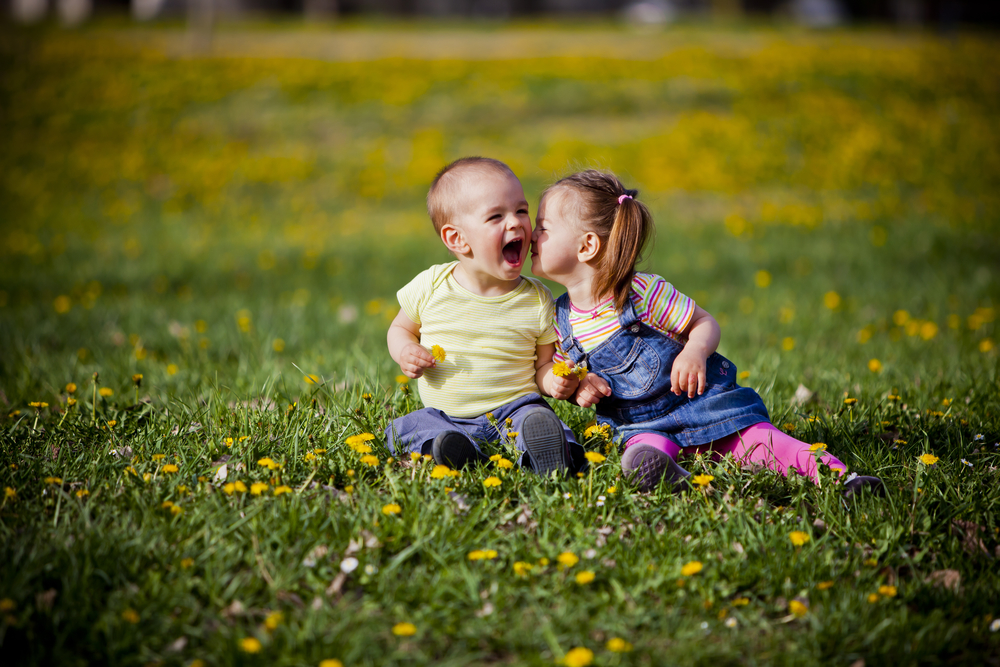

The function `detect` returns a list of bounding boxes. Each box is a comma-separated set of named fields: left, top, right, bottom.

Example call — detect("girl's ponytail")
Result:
left=543, top=172, right=653, bottom=313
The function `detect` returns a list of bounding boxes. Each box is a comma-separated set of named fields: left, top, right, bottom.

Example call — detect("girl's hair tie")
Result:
left=617, top=194, right=633, bottom=205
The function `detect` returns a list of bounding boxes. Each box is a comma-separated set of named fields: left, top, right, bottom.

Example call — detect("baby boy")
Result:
left=385, top=157, right=584, bottom=473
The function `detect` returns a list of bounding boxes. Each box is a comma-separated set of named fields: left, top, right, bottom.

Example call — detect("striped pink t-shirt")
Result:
left=554, top=273, right=696, bottom=359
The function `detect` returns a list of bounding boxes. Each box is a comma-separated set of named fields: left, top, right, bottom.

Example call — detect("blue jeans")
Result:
left=384, top=393, right=584, bottom=471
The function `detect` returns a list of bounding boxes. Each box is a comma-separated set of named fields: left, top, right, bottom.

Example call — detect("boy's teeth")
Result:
left=503, top=239, right=522, bottom=264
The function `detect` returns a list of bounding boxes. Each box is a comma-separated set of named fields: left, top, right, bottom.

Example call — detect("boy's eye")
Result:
left=518, top=208, right=529, bottom=215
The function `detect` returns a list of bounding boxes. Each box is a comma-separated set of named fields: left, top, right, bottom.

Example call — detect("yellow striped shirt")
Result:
left=397, top=262, right=557, bottom=418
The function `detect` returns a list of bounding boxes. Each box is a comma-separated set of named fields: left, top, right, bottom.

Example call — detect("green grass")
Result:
left=1, top=21, right=1000, bottom=667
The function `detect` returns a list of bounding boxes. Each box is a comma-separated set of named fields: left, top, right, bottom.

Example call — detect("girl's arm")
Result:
left=671, top=305, right=721, bottom=397
left=387, top=309, right=437, bottom=379
left=535, top=343, right=580, bottom=400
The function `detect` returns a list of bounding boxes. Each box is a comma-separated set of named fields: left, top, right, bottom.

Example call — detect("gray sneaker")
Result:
left=620, top=443, right=690, bottom=492
left=842, top=473, right=884, bottom=498
left=431, top=431, right=488, bottom=469
left=521, top=408, right=571, bottom=476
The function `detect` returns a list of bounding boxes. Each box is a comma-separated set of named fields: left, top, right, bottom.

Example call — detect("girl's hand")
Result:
left=575, top=374, right=611, bottom=408
left=670, top=348, right=707, bottom=397
left=398, top=343, right=436, bottom=379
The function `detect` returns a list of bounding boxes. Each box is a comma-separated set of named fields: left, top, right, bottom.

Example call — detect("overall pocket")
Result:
left=597, top=337, right=661, bottom=399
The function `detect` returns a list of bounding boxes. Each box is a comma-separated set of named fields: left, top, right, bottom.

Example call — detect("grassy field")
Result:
left=1, top=21, right=999, bottom=667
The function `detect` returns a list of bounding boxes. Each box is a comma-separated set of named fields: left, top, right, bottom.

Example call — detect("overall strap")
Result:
left=554, top=293, right=587, bottom=365
left=616, top=293, right=642, bottom=330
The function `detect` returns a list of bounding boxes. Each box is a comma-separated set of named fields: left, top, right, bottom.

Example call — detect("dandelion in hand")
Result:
left=430, top=345, right=446, bottom=362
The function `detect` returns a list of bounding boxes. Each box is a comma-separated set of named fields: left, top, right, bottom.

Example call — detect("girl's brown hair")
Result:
left=544, top=170, right=653, bottom=313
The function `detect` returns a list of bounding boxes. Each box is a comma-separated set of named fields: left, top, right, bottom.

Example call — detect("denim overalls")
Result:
left=555, top=293, right=770, bottom=447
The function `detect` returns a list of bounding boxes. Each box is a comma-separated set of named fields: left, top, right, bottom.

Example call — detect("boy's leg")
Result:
left=620, top=432, right=690, bottom=492
left=495, top=394, right=579, bottom=474
left=384, top=407, right=487, bottom=467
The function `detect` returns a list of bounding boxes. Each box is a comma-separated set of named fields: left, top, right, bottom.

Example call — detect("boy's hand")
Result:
left=670, top=347, right=707, bottom=397
left=398, top=343, right=436, bottom=379
left=546, top=372, right=580, bottom=401
left=575, top=373, right=611, bottom=408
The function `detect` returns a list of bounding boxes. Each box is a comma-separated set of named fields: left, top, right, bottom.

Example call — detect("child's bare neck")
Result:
left=564, top=276, right=605, bottom=312
left=452, top=263, right=522, bottom=297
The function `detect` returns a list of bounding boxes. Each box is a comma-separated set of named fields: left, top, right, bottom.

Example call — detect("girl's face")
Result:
left=530, top=188, right=586, bottom=283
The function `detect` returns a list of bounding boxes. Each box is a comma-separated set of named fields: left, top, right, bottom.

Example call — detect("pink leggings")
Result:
left=626, top=422, right=846, bottom=484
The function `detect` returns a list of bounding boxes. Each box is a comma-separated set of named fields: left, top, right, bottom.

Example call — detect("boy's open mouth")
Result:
left=502, top=239, right=523, bottom=265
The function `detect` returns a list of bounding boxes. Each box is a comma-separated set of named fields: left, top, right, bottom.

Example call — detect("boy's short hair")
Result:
left=427, top=157, right=517, bottom=234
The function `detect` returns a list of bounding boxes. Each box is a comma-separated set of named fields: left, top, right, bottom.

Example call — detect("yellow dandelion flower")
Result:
left=142, top=473, right=152, bottom=482
left=319, top=661, right=344, bottom=667
left=809, top=443, right=827, bottom=452
left=557, top=552, right=579, bottom=567
left=918, top=453, right=939, bottom=465
left=789, top=531, right=811, bottom=546
left=170, top=504, right=183, bottom=515
left=166, top=364, right=178, bottom=376
left=868, top=593, right=880, bottom=604
left=0, top=599, right=15, bottom=612
left=274, top=485, right=292, bottom=495
left=392, top=622, right=416, bottom=636
left=430, top=465, right=458, bottom=479
left=396, top=375, right=409, bottom=384
left=152, top=454, right=166, bottom=461
left=264, top=611, right=283, bottom=631
left=878, top=585, right=897, bottom=597
left=817, top=581, right=835, bottom=590
left=346, top=433, right=376, bottom=445
left=552, top=361, right=574, bottom=377
left=868, top=359, right=883, bottom=373
left=257, top=457, right=280, bottom=470
left=240, top=637, right=262, bottom=653
left=361, top=455, right=380, bottom=467
left=121, top=608, right=140, bottom=624
left=782, top=337, right=796, bottom=351
left=483, top=476, right=501, bottom=488
left=410, top=452, right=421, bottom=461
left=864, top=558, right=879, bottom=567
left=65, top=383, right=77, bottom=394
left=66, top=397, right=77, bottom=407
left=562, top=647, right=594, bottom=667
left=132, top=374, right=143, bottom=385
left=382, top=503, right=401, bottom=515
left=607, top=486, right=617, bottom=494
left=513, top=561, right=533, bottom=576
left=75, top=489, right=89, bottom=498
left=99, top=388, right=113, bottom=397
left=4, top=487, right=15, bottom=500
left=575, top=571, right=596, bottom=584
left=234, top=481, right=247, bottom=493
left=45, top=477, right=63, bottom=485
left=430, top=345, right=446, bottom=362
left=181, top=558, right=194, bottom=569
left=223, top=483, right=236, bottom=495
left=251, top=482, right=269, bottom=496
left=607, top=637, right=633, bottom=652
left=304, top=374, right=321, bottom=385
left=162, top=464, right=179, bottom=474
left=789, top=599, right=808, bottom=617
left=732, top=597, right=750, bottom=606
left=755, top=270, right=772, bottom=288
left=844, top=397, right=857, bottom=405
left=681, top=561, right=703, bottom=576
left=29, top=401, right=48, bottom=409
left=344, top=485, right=354, bottom=494
left=823, top=291, right=841, bottom=310
left=692, top=474, right=714, bottom=487
left=352, top=443, right=373, bottom=454
left=304, top=452, right=316, bottom=462
left=584, top=451, right=606, bottom=464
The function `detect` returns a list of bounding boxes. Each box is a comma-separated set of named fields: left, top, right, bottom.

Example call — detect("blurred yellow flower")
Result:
left=251, top=482, right=269, bottom=495
left=557, top=552, right=579, bottom=567
left=162, top=464, right=179, bottom=474
left=483, top=476, right=501, bottom=488
left=513, top=561, right=533, bottom=576
left=680, top=561, right=703, bottom=576
left=468, top=549, right=498, bottom=561
left=121, top=608, right=140, bottom=624
left=240, top=637, right=262, bottom=653
left=264, top=611, right=283, bottom=631
left=29, top=402, right=48, bottom=409
left=789, top=531, right=810, bottom=546
left=319, top=661, right=343, bottom=667
left=65, top=383, right=77, bottom=394
left=868, top=593, right=880, bottom=603
left=754, top=270, right=771, bottom=288
left=272, top=338, right=286, bottom=352
left=918, top=453, right=939, bottom=465
left=99, top=388, right=113, bottom=397
left=431, top=465, right=459, bottom=479
left=392, top=622, right=416, bottom=636
left=382, top=503, right=401, bottom=515
left=361, top=455, right=380, bottom=467
left=868, top=358, right=883, bottom=373
left=809, top=443, right=826, bottom=452
left=782, top=337, right=795, bottom=351
left=584, top=452, right=606, bottom=463
left=575, top=571, right=595, bottom=584
left=878, top=585, right=897, bottom=597
left=181, top=558, right=194, bottom=569
left=45, top=477, right=63, bottom=485
left=817, top=581, right=834, bottom=590
left=257, top=457, right=280, bottom=470
left=562, top=647, right=593, bottom=667
left=606, top=637, right=633, bottom=653
left=274, top=485, right=292, bottom=496
left=692, top=474, right=713, bottom=487
left=844, top=397, right=857, bottom=405
left=789, top=599, right=808, bottom=617
left=823, top=291, right=841, bottom=310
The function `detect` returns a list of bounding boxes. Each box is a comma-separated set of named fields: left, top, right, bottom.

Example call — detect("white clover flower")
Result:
left=991, top=618, right=1000, bottom=632
left=340, top=557, right=359, bottom=574
left=725, top=617, right=738, bottom=628
left=364, top=564, right=378, bottom=575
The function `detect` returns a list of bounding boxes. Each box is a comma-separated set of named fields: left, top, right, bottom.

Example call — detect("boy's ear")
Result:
left=440, top=224, right=469, bottom=255
left=578, top=231, right=601, bottom=262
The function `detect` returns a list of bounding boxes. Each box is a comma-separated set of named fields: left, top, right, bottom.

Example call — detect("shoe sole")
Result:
left=522, top=409, right=569, bottom=476
left=621, top=444, right=689, bottom=492
left=432, top=431, right=484, bottom=469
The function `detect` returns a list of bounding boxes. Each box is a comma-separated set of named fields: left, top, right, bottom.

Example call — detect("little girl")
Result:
left=530, top=170, right=882, bottom=496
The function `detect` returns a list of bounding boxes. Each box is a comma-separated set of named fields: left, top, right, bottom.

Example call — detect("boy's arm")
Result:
left=535, top=343, right=580, bottom=400
left=387, top=309, right=437, bottom=379
left=671, top=305, right=721, bottom=397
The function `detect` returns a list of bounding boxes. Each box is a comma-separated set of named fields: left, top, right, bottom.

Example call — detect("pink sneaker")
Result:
left=620, top=443, right=690, bottom=492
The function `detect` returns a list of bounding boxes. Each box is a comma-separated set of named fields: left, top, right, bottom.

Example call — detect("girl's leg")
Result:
left=621, top=432, right=689, bottom=492
left=710, top=422, right=847, bottom=484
